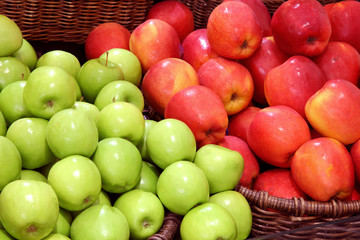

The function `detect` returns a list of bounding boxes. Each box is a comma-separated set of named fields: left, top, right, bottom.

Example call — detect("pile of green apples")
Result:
left=0, top=12, right=252, bottom=240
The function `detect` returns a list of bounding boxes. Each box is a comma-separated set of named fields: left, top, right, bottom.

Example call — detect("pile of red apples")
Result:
left=85, top=0, right=360, bottom=203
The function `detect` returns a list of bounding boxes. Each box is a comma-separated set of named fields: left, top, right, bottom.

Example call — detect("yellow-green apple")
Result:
left=146, top=118, right=196, bottom=169
left=350, top=139, right=360, bottom=186
left=43, top=234, right=70, bottom=240
left=324, top=0, right=360, bottom=53
left=223, top=0, right=272, bottom=37
left=142, top=57, right=199, bottom=116
left=0, top=180, right=59, bottom=240
left=264, top=55, right=327, bottom=119
left=313, top=41, right=360, bottom=86
left=113, top=189, right=165, bottom=239
left=206, top=1, right=262, bottom=59
left=134, top=161, right=160, bottom=195
left=92, top=137, right=142, bottom=194
left=291, top=137, right=355, bottom=201
left=164, top=85, right=229, bottom=147
left=99, top=48, right=142, bottom=86
left=0, top=111, right=6, bottom=136
left=181, top=28, right=220, bottom=71
left=47, top=155, right=102, bottom=211
left=51, top=208, right=72, bottom=237
left=23, top=66, right=77, bottom=120
left=227, top=106, right=261, bottom=143
left=209, top=190, right=252, bottom=240
left=0, top=229, right=14, bottom=240
left=20, top=170, right=47, bottom=182
left=11, top=38, right=38, bottom=71
left=271, top=0, right=331, bottom=57
left=129, top=19, right=182, bottom=73
left=157, top=161, right=210, bottom=215
left=0, top=56, right=30, bottom=91
left=180, top=202, right=237, bottom=240
left=6, top=117, right=56, bottom=169
left=137, top=119, right=158, bottom=162
left=72, top=101, right=100, bottom=129
left=305, top=79, right=360, bottom=145
left=241, top=36, right=289, bottom=105
left=217, top=135, right=260, bottom=189
left=247, top=105, right=311, bottom=168
left=146, top=0, right=194, bottom=42
left=0, top=136, right=21, bottom=191
left=0, top=14, right=23, bottom=57
left=197, top=57, right=254, bottom=116
left=85, top=22, right=131, bottom=60
left=46, top=109, right=99, bottom=159
left=70, top=205, right=130, bottom=240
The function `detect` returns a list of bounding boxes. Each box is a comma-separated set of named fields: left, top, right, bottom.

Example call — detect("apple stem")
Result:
left=105, top=51, right=109, bottom=66
left=21, top=73, right=24, bottom=81
left=79, top=96, right=84, bottom=102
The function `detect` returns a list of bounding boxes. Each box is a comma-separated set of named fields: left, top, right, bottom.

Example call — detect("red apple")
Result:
left=164, top=85, right=228, bottom=148
left=291, top=137, right=355, bottom=201
left=344, top=188, right=360, bottom=201
left=324, top=0, right=360, bottom=53
left=217, top=135, right=260, bottom=189
left=313, top=41, right=360, bottom=86
left=271, top=0, right=332, bottom=57
left=206, top=1, right=262, bottom=59
left=146, top=0, right=194, bottom=42
left=129, top=19, right=182, bottom=73
left=197, top=57, right=254, bottom=116
left=85, top=22, right=131, bottom=60
left=227, top=106, right=261, bottom=143
left=182, top=28, right=220, bottom=71
left=264, top=55, right=327, bottom=119
left=223, top=0, right=272, bottom=37
left=141, top=58, right=199, bottom=116
left=305, top=79, right=360, bottom=145
left=350, top=139, right=360, bottom=187
left=242, top=36, right=289, bottom=105
left=247, top=105, right=311, bottom=168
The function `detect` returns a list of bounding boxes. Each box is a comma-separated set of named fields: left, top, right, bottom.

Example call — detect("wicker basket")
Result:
left=0, top=0, right=153, bottom=44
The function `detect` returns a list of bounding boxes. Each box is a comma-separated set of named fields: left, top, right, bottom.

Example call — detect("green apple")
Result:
left=23, top=66, right=77, bottom=119
left=92, top=137, right=142, bottom=193
left=0, top=110, right=6, bottom=136
left=6, top=117, right=57, bottom=169
left=36, top=50, right=81, bottom=79
left=0, top=180, right=59, bottom=240
left=0, top=56, right=30, bottom=91
left=0, top=229, right=15, bottom=240
left=180, top=202, right=238, bottom=240
left=70, top=205, right=130, bottom=240
left=42, top=233, right=71, bottom=240
left=77, top=58, right=124, bottom=103
left=97, top=101, right=145, bottom=145
left=0, top=81, right=32, bottom=124
left=0, top=15, right=23, bottom=57
left=51, top=208, right=72, bottom=237
left=194, top=144, right=244, bottom=194
left=20, top=170, right=47, bottom=182
left=113, top=189, right=164, bottom=240
left=37, top=159, right=58, bottom=179
left=11, top=38, right=38, bottom=71
left=47, top=155, right=102, bottom=211
left=0, top=136, right=21, bottom=191
left=146, top=118, right=196, bottom=169
left=134, top=161, right=160, bottom=195
left=209, top=191, right=252, bottom=240
left=46, top=108, right=98, bottom=159
left=137, top=119, right=157, bottom=161
left=157, top=161, right=209, bottom=215
left=72, top=101, right=100, bottom=127
left=94, top=80, right=144, bottom=111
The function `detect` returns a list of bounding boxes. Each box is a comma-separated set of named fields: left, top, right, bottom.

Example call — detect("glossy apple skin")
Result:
left=142, top=58, right=199, bottom=116
left=20, top=170, right=47, bottom=183
left=265, top=55, right=327, bottom=119
left=305, top=79, right=360, bottom=145
left=0, top=15, right=23, bottom=57
left=207, top=1, right=262, bottom=59
left=227, top=106, right=261, bottom=143
left=11, top=38, right=38, bottom=71
left=313, top=41, right=360, bottom=86
left=85, top=22, right=131, bottom=60
left=247, top=105, right=311, bottom=168
left=217, top=135, right=260, bottom=189
left=350, top=139, right=360, bottom=187
left=164, top=85, right=229, bottom=148
left=197, top=57, right=254, bottom=116
left=146, top=0, right=194, bottom=42
left=271, top=0, right=331, bottom=57
left=0, top=57, right=30, bottom=91
left=133, top=161, right=160, bottom=195
left=242, top=36, right=289, bottom=105
left=129, top=19, right=182, bottom=73
left=324, top=1, right=360, bottom=53
left=291, top=137, right=355, bottom=201
left=0, top=136, right=21, bottom=191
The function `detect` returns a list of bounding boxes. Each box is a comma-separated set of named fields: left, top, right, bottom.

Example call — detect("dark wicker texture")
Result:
left=0, top=0, right=153, bottom=44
